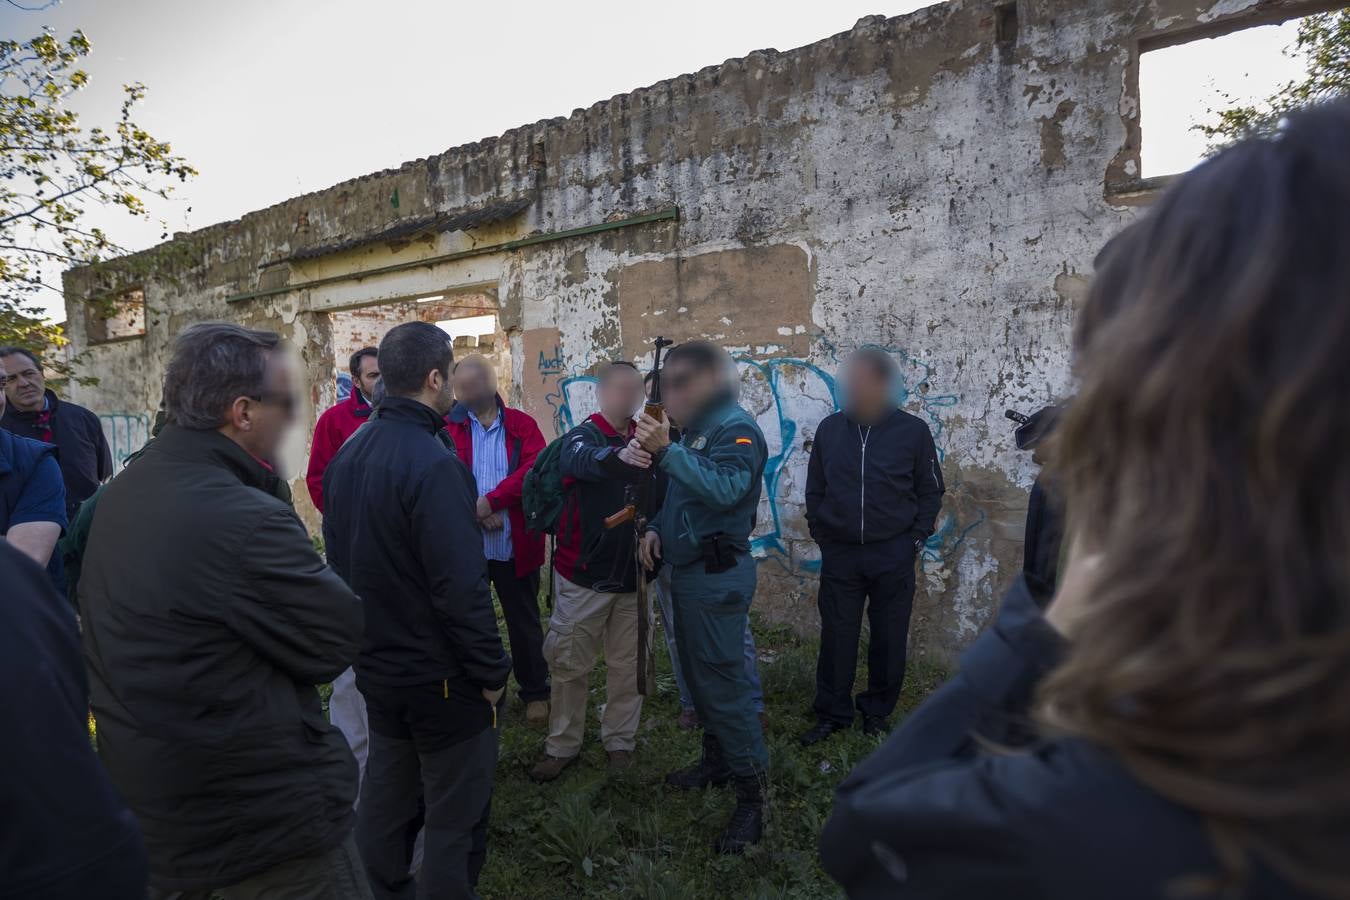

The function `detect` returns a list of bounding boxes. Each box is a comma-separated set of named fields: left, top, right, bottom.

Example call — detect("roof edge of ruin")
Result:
left=64, top=1, right=956, bottom=279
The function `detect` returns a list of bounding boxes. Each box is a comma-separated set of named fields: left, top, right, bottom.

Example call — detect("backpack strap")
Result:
left=558, top=419, right=608, bottom=549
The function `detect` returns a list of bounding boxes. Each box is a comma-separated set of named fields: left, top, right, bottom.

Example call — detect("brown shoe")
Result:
left=525, top=700, right=550, bottom=726
left=529, top=753, right=576, bottom=783
left=607, top=749, right=635, bottom=772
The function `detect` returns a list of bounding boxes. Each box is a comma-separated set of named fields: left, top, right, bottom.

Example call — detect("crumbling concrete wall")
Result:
left=61, top=0, right=1327, bottom=665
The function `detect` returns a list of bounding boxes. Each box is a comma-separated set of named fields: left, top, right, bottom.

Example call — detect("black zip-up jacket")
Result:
left=322, top=396, right=511, bottom=692
left=554, top=413, right=661, bottom=592
left=805, top=409, right=944, bottom=548
left=2, top=388, right=112, bottom=518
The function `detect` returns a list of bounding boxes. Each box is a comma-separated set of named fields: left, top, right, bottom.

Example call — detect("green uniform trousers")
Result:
left=670, top=553, right=768, bottom=776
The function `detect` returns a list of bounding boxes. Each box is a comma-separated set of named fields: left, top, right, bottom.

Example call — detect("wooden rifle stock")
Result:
left=604, top=504, right=636, bottom=529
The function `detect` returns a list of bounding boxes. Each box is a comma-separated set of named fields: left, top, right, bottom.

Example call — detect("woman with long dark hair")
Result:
left=820, top=102, right=1350, bottom=900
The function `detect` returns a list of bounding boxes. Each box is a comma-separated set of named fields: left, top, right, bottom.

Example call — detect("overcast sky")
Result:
left=1, top=0, right=1307, bottom=320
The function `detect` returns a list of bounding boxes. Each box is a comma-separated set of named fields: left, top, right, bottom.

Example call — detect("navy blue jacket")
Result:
left=0, top=541, right=147, bottom=899
left=323, top=396, right=511, bottom=693
left=0, top=426, right=67, bottom=586
left=2, top=389, right=111, bottom=519
left=806, top=408, right=943, bottom=549
left=820, top=579, right=1311, bottom=899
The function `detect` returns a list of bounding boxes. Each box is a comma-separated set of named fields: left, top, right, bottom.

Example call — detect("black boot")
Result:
left=664, top=732, right=732, bottom=790
left=714, top=775, right=765, bottom=854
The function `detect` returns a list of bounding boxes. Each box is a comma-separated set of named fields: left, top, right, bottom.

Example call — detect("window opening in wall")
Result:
left=326, top=291, right=506, bottom=403
left=995, top=2, right=1019, bottom=47
left=1139, top=10, right=1342, bottom=179
left=86, top=287, right=146, bottom=344
left=435, top=314, right=496, bottom=342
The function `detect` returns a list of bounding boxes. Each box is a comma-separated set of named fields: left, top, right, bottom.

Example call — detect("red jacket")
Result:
left=305, top=391, right=372, bottom=512
left=444, top=397, right=546, bottom=577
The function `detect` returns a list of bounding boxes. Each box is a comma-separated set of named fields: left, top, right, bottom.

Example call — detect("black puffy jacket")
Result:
left=79, top=425, right=362, bottom=892
left=805, top=409, right=944, bottom=548
left=322, top=396, right=511, bottom=692
left=821, top=579, right=1312, bottom=899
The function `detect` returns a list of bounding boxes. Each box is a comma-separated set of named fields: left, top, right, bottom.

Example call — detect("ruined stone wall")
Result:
left=62, top=0, right=1327, bottom=664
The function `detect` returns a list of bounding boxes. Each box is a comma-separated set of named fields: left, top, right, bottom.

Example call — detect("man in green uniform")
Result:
left=632, top=340, right=768, bottom=854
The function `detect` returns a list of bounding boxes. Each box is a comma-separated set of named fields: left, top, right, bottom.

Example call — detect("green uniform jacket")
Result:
left=652, top=397, right=767, bottom=567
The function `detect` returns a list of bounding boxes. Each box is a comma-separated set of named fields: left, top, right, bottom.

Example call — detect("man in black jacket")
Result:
left=530, top=360, right=653, bottom=781
left=323, top=321, right=511, bottom=900
left=79, top=323, right=369, bottom=899
left=802, top=348, right=945, bottom=744
left=1, top=346, right=112, bottom=519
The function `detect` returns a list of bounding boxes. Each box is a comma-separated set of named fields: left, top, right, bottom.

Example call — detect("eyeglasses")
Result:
left=248, top=391, right=298, bottom=414
left=0, top=368, right=42, bottom=387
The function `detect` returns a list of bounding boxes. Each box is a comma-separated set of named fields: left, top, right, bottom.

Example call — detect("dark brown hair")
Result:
left=1038, top=102, right=1350, bottom=896
left=163, top=322, right=280, bottom=430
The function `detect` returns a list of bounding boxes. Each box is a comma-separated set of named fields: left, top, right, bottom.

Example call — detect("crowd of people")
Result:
left=2, top=102, right=1347, bottom=900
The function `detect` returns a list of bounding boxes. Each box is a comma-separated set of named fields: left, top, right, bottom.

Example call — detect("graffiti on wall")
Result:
left=537, top=345, right=981, bottom=576
left=99, top=413, right=152, bottom=470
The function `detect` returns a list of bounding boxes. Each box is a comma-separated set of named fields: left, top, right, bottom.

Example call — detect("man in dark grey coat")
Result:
left=79, top=323, right=370, bottom=900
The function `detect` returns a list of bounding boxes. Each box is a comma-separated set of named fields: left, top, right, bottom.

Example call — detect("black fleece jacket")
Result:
left=806, top=408, right=944, bottom=548
left=323, top=397, right=511, bottom=692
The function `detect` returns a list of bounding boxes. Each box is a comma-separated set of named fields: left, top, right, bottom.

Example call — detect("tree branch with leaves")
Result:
left=1198, top=9, right=1350, bottom=149
left=0, top=22, right=195, bottom=376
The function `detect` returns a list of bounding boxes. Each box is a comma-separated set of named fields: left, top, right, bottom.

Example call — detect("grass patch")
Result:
left=475, top=606, right=947, bottom=899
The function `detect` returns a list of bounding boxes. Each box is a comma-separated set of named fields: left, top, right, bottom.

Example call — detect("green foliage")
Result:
left=476, top=608, right=948, bottom=898
left=1197, top=10, right=1350, bottom=149
left=0, top=14, right=195, bottom=376
left=533, top=785, right=619, bottom=880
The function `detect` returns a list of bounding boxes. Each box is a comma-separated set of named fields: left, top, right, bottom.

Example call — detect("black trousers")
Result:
left=812, top=539, right=917, bottom=726
left=487, top=560, right=549, bottom=702
left=357, top=683, right=498, bottom=900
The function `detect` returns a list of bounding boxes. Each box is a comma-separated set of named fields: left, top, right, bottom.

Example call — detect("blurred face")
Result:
left=662, top=359, right=719, bottom=427
left=355, top=354, right=381, bottom=399
left=599, top=366, right=644, bottom=424
left=841, top=356, right=891, bottom=423
left=0, top=352, right=46, bottom=413
left=452, top=359, right=494, bottom=410
left=238, top=352, right=299, bottom=462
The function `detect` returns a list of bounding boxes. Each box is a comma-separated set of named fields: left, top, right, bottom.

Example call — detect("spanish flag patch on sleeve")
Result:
left=735, top=436, right=753, bottom=445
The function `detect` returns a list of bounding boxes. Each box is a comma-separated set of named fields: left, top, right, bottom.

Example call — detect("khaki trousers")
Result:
left=543, top=572, right=643, bottom=758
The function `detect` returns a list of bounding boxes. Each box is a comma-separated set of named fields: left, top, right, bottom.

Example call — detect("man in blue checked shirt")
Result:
left=446, top=356, right=550, bottom=725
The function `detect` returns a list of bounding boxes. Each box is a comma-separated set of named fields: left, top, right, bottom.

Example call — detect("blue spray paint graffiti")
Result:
left=541, top=346, right=979, bottom=574
left=99, top=413, right=152, bottom=470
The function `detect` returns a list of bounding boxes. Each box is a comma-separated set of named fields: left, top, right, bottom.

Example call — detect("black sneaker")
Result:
left=861, top=715, right=889, bottom=737
left=799, top=720, right=846, bottom=746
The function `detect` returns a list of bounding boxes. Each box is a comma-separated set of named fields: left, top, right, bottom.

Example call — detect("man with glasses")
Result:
left=0, top=356, right=67, bottom=580
left=79, top=323, right=369, bottom=899
left=0, top=347, right=111, bottom=520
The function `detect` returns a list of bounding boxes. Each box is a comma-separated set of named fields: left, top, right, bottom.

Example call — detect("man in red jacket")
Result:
left=306, top=347, right=380, bottom=513
left=447, top=355, right=550, bottom=724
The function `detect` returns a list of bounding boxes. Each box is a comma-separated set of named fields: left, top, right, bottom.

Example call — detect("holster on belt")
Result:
left=700, top=533, right=737, bottom=574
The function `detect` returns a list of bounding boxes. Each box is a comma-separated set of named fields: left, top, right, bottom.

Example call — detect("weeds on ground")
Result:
left=474, top=611, right=947, bottom=899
